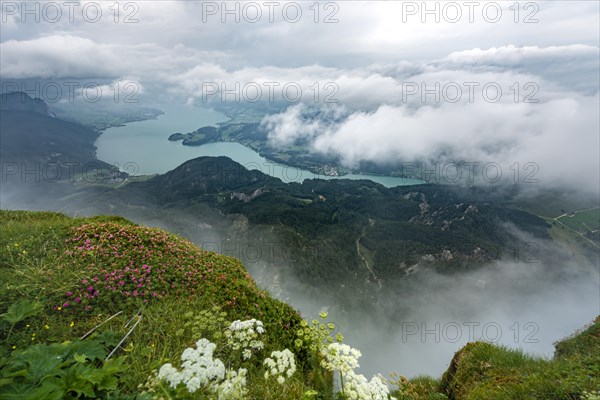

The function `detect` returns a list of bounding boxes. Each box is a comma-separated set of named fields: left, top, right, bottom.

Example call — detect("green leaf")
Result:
left=0, top=378, right=14, bottom=388
left=0, top=341, right=127, bottom=400
left=65, top=341, right=106, bottom=361
left=92, top=331, right=121, bottom=348
left=3, top=369, right=29, bottom=380
left=54, top=368, right=96, bottom=398
left=0, top=380, right=64, bottom=400
left=23, top=382, right=65, bottom=400
left=97, top=375, right=119, bottom=392
left=1, top=300, right=43, bottom=324
left=8, top=344, right=66, bottom=384
left=73, top=353, right=87, bottom=364
left=101, top=358, right=127, bottom=376
left=73, top=363, right=106, bottom=386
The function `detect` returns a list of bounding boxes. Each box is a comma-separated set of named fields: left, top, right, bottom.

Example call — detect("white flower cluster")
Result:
left=214, top=368, right=248, bottom=400
left=263, top=349, right=297, bottom=384
left=343, top=372, right=394, bottom=400
left=321, top=343, right=395, bottom=400
left=158, top=338, right=225, bottom=393
left=321, top=343, right=361, bottom=373
left=225, top=319, right=265, bottom=360
left=582, top=391, right=600, bottom=400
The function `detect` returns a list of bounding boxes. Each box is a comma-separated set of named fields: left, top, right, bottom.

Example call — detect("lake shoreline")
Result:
left=94, top=104, right=425, bottom=187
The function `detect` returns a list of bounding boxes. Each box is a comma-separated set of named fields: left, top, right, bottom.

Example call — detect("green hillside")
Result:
left=0, top=210, right=331, bottom=399
left=437, top=317, right=600, bottom=400
left=0, top=210, right=598, bottom=399
left=131, top=157, right=552, bottom=290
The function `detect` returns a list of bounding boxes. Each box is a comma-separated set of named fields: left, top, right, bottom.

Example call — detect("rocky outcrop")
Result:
left=231, top=187, right=267, bottom=202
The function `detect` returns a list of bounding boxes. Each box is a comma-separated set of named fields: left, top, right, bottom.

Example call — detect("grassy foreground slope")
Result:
left=391, top=318, right=600, bottom=400
left=0, top=210, right=329, bottom=399
left=1, top=210, right=598, bottom=400
left=436, top=317, right=600, bottom=400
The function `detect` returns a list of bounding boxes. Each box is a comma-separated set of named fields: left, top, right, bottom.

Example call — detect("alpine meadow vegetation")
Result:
left=1, top=210, right=598, bottom=399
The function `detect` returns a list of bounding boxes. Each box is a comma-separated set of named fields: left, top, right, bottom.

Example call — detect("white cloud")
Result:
left=2, top=1, right=599, bottom=75
left=0, top=35, right=122, bottom=78
left=446, top=44, right=599, bottom=65
left=264, top=92, right=599, bottom=193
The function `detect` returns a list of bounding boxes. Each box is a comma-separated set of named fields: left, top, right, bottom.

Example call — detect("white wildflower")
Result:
left=225, top=319, right=265, bottom=360
left=157, top=338, right=225, bottom=393
left=321, top=342, right=361, bottom=373
left=315, top=341, right=394, bottom=400
left=368, top=374, right=392, bottom=400
left=158, top=363, right=182, bottom=388
left=214, top=368, right=248, bottom=400
left=263, top=349, right=296, bottom=384
left=342, top=371, right=392, bottom=400
left=343, top=371, right=370, bottom=400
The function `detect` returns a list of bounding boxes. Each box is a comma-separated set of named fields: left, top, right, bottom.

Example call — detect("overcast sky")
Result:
left=1, top=1, right=599, bottom=192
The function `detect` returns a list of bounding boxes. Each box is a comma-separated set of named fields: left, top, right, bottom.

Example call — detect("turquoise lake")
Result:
left=95, top=104, right=424, bottom=187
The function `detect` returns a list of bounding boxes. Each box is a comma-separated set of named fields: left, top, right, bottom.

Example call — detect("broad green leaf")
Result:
left=92, top=330, right=121, bottom=348
left=3, top=369, right=29, bottom=380
left=73, top=353, right=87, bottom=364
left=55, top=368, right=96, bottom=398
left=0, top=381, right=64, bottom=400
left=1, top=338, right=126, bottom=399
left=101, top=357, right=127, bottom=376
left=64, top=340, right=106, bottom=361
left=22, top=382, right=64, bottom=400
left=97, top=375, right=119, bottom=392
left=1, top=300, right=43, bottom=324
left=73, top=363, right=106, bottom=386
left=0, top=378, right=18, bottom=390
left=9, top=344, right=65, bottom=384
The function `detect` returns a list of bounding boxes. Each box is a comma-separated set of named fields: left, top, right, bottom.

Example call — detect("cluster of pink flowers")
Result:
left=59, top=222, right=251, bottom=312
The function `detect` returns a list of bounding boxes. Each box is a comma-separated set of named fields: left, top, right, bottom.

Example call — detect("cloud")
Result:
left=349, top=257, right=600, bottom=378
left=255, top=225, right=600, bottom=379
left=445, top=44, right=599, bottom=65
left=0, top=34, right=229, bottom=80
left=0, top=35, right=123, bottom=78
left=263, top=103, right=321, bottom=145
left=263, top=89, right=599, bottom=193
left=5, top=32, right=596, bottom=195
left=2, top=1, right=598, bottom=76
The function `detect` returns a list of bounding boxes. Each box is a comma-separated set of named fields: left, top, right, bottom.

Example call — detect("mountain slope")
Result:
left=0, top=92, right=116, bottom=183
left=1, top=210, right=597, bottom=399
left=1, top=91, right=53, bottom=116
left=0, top=210, right=318, bottom=398
left=438, top=316, right=600, bottom=399
left=130, top=156, right=552, bottom=288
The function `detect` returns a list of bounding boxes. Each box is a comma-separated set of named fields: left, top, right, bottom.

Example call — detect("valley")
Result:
left=1, top=92, right=598, bottom=395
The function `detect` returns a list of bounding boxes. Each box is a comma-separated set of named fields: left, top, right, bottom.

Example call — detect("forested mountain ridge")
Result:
left=120, top=157, right=552, bottom=291
left=0, top=98, right=582, bottom=300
